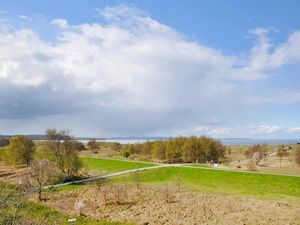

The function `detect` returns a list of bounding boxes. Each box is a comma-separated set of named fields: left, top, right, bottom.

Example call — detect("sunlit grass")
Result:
left=80, top=157, right=157, bottom=173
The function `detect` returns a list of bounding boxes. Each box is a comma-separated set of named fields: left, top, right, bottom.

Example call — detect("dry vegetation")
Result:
left=45, top=184, right=300, bottom=225
left=226, top=144, right=300, bottom=175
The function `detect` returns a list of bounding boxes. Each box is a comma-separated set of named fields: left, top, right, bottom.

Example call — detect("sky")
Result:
left=0, top=0, right=300, bottom=138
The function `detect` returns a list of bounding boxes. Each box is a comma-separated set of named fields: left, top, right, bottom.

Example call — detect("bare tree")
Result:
left=87, top=139, right=98, bottom=153
left=173, top=175, right=183, bottom=192
left=245, top=144, right=268, bottom=166
left=113, top=184, right=128, bottom=205
left=276, top=145, right=289, bottom=167
left=22, top=160, right=59, bottom=201
left=42, top=129, right=82, bottom=181
left=227, top=146, right=232, bottom=156
left=94, top=176, right=108, bottom=191
left=246, top=159, right=257, bottom=171
left=92, top=175, right=112, bottom=206
left=132, top=171, right=142, bottom=190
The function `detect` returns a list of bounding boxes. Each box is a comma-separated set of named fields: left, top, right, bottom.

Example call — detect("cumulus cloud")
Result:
left=253, top=125, right=282, bottom=134
left=1, top=5, right=300, bottom=136
left=51, top=18, right=68, bottom=28
left=17, top=15, right=32, bottom=21
left=286, top=127, right=300, bottom=133
left=209, top=128, right=232, bottom=135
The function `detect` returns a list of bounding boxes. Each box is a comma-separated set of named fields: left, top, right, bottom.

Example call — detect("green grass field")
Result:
left=80, top=157, right=157, bottom=173
left=113, top=166, right=300, bottom=199
left=54, top=157, right=300, bottom=199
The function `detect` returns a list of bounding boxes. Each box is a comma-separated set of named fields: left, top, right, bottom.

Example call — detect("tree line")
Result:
left=123, top=136, right=227, bottom=163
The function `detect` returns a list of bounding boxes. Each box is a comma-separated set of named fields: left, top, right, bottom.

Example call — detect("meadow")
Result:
left=65, top=157, right=300, bottom=199
left=80, top=157, right=157, bottom=173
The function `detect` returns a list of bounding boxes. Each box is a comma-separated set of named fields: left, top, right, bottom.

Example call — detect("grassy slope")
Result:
left=80, top=157, right=156, bottom=173
left=114, top=166, right=300, bottom=199
left=64, top=157, right=300, bottom=199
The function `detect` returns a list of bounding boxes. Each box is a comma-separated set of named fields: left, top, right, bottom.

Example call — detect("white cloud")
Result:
left=254, top=125, right=282, bottom=134
left=286, top=127, right=300, bottom=133
left=1, top=5, right=300, bottom=136
left=232, top=28, right=300, bottom=80
left=51, top=18, right=68, bottom=28
left=209, top=128, right=232, bottom=135
left=17, top=15, right=32, bottom=21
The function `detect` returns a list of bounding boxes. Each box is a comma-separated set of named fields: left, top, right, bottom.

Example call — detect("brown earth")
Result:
left=0, top=161, right=24, bottom=183
left=44, top=184, right=300, bottom=225
left=228, top=153, right=300, bottom=175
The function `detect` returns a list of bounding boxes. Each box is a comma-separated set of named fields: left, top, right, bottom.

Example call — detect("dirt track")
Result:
left=45, top=185, right=300, bottom=225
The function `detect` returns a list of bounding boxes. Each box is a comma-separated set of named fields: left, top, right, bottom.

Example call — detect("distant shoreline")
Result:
left=1, top=135, right=299, bottom=146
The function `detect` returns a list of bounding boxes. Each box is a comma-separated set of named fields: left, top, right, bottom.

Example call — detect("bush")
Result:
left=7, top=136, right=35, bottom=165
left=246, top=160, right=257, bottom=171
left=122, top=151, right=131, bottom=158
left=0, top=137, right=9, bottom=147
left=87, top=139, right=98, bottom=153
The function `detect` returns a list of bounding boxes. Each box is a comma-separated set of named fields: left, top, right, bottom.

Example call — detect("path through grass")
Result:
left=114, top=166, right=300, bottom=199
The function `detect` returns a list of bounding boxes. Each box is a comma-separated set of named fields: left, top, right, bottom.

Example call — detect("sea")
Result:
left=78, top=138, right=300, bottom=146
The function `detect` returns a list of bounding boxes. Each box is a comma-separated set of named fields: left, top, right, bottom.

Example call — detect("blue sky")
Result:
left=0, top=1, right=300, bottom=138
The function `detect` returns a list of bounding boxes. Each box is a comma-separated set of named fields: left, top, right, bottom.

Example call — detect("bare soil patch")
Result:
left=44, top=184, right=300, bottom=225
left=229, top=153, right=300, bottom=175
left=0, top=161, right=24, bottom=183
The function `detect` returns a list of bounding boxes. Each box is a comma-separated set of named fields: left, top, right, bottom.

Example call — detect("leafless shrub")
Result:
left=246, top=160, right=257, bottom=171
left=173, top=175, right=183, bottom=192
left=93, top=177, right=111, bottom=206
left=94, top=176, right=108, bottom=191
left=87, top=139, right=98, bottom=153
left=162, top=185, right=175, bottom=203
left=113, top=184, right=128, bottom=205
left=245, top=144, right=268, bottom=166
left=101, top=185, right=110, bottom=206
left=132, top=171, right=142, bottom=190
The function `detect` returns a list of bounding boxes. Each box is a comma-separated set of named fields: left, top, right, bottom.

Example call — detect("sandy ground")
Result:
left=229, top=153, right=300, bottom=175
left=44, top=184, right=300, bottom=225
